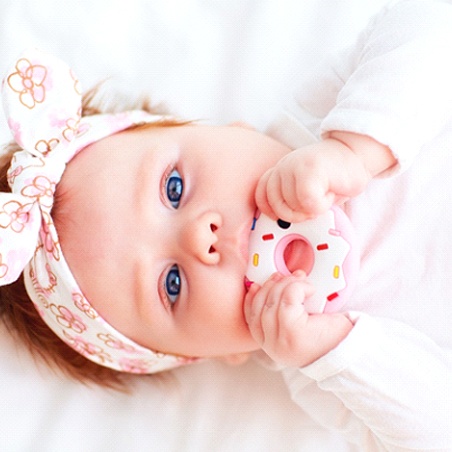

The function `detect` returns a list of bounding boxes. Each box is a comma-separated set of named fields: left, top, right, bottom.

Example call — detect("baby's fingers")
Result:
left=255, top=168, right=277, bottom=219
left=259, top=279, right=303, bottom=344
left=256, top=167, right=333, bottom=223
left=244, top=272, right=314, bottom=349
left=243, top=283, right=262, bottom=341
left=244, top=273, right=285, bottom=345
left=263, top=276, right=314, bottom=336
left=255, top=169, right=302, bottom=222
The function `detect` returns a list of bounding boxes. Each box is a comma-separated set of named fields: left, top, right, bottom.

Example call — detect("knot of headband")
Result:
left=0, top=49, right=196, bottom=373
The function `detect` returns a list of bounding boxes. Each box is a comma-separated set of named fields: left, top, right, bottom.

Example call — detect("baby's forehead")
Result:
left=71, top=127, right=159, bottom=174
left=87, top=125, right=180, bottom=158
left=55, top=126, right=177, bottom=232
left=54, top=134, right=145, bottom=310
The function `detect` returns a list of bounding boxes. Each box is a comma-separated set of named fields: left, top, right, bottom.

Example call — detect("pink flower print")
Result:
left=6, top=165, right=23, bottom=186
left=119, top=358, right=151, bottom=374
left=73, top=292, right=98, bottom=319
left=0, top=254, right=9, bottom=279
left=39, top=217, right=60, bottom=261
left=7, top=58, right=47, bottom=109
left=98, top=333, right=137, bottom=353
left=50, top=304, right=86, bottom=334
left=28, top=266, right=44, bottom=296
left=63, top=332, right=112, bottom=364
left=70, top=69, right=82, bottom=95
left=35, top=138, right=60, bottom=156
left=7, top=118, right=23, bottom=147
left=76, top=121, right=90, bottom=139
left=0, top=200, right=33, bottom=233
left=21, top=175, right=55, bottom=208
left=28, top=265, right=54, bottom=301
left=44, top=263, right=57, bottom=289
left=62, top=118, right=80, bottom=142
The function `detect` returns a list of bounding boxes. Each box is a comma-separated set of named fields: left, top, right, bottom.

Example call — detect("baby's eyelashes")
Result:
left=164, top=264, right=182, bottom=307
left=165, top=168, right=184, bottom=209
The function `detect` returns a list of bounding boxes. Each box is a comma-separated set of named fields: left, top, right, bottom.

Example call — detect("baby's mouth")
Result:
left=244, top=276, right=253, bottom=291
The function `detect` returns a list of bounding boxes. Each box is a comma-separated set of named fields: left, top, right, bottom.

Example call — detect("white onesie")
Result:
left=266, top=1, right=452, bottom=449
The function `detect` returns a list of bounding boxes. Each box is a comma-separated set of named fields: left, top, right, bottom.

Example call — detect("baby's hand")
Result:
left=244, top=271, right=353, bottom=368
left=256, top=132, right=396, bottom=222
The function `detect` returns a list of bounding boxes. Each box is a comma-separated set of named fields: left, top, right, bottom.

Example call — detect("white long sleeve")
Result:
left=285, top=0, right=452, bottom=175
left=267, top=1, right=452, bottom=450
left=283, top=313, right=452, bottom=450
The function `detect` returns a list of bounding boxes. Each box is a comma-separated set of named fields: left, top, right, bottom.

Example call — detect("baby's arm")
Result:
left=256, top=131, right=397, bottom=222
left=258, top=0, right=452, bottom=224
left=245, top=277, right=452, bottom=449
left=283, top=314, right=452, bottom=450
left=245, top=275, right=452, bottom=449
left=244, top=271, right=353, bottom=367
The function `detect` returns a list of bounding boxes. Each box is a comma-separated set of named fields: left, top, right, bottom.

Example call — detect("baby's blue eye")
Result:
left=165, top=265, right=181, bottom=305
left=166, top=169, right=183, bottom=209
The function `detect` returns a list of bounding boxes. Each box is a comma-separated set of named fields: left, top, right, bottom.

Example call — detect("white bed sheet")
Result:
left=0, top=1, right=407, bottom=451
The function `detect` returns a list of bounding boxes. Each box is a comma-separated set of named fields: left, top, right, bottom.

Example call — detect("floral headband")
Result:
left=0, top=49, right=197, bottom=373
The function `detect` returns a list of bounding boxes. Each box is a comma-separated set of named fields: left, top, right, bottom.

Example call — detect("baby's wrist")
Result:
left=296, top=313, right=354, bottom=368
left=327, top=130, right=397, bottom=178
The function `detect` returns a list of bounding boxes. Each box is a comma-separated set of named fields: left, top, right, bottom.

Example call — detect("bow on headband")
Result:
left=0, top=49, right=196, bottom=373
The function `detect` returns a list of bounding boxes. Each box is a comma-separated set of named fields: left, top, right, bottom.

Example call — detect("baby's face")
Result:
left=57, top=124, right=291, bottom=358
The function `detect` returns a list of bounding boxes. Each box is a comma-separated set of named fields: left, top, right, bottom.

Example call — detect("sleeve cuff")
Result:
left=299, top=311, right=378, bottom=380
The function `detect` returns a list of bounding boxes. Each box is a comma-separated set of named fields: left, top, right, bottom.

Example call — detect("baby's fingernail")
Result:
left=271, top=272, right=283, bottom=282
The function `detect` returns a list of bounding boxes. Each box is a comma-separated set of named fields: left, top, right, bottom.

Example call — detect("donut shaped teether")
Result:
left=245, top=207, right=359, bottom=314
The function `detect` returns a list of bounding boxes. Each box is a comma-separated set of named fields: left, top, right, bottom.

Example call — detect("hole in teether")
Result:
left=283, top=239, right=314, bottom=274
left=278, top=237, right=315, bottom=276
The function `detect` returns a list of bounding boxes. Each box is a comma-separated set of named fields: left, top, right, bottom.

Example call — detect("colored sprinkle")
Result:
left=327, top=292, right=339, bottom=301
left=317, top=243, right=329, bottom=251
left=253, top=253, right=259, bottom=267
left=262, top=233, right=274, bottom=241
left=251, top=217, right=257, bottom=231
left=328, top=228, right=341, bottom=236
left=333, top=265, right=340, bottom=279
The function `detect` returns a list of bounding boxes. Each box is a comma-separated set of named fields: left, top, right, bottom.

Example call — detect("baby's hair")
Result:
left=0, top=84, right=186, bottom=390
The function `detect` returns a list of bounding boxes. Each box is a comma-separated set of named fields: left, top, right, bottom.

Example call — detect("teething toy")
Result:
left=245, top=207, right=358, bottom=314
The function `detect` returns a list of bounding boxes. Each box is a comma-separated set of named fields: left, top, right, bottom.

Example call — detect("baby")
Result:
left=1, top=49, right=380, bottom=376
left=1, top=1, right=452, bottom=449
left=56, top=94, right=395, bottom=369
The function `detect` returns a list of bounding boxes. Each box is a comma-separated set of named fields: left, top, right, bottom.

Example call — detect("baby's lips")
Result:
left=244, top=276, right=253, bottom=291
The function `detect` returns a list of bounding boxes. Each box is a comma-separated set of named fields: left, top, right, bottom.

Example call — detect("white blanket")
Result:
left=1, top=1, right=435, bottom=451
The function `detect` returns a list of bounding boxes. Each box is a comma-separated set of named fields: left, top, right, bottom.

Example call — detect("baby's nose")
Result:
left=183, top=211, right=222, bottom=265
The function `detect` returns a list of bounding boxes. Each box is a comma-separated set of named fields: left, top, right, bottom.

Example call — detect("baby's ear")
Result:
left=215, top=353, right=251, bottom=366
